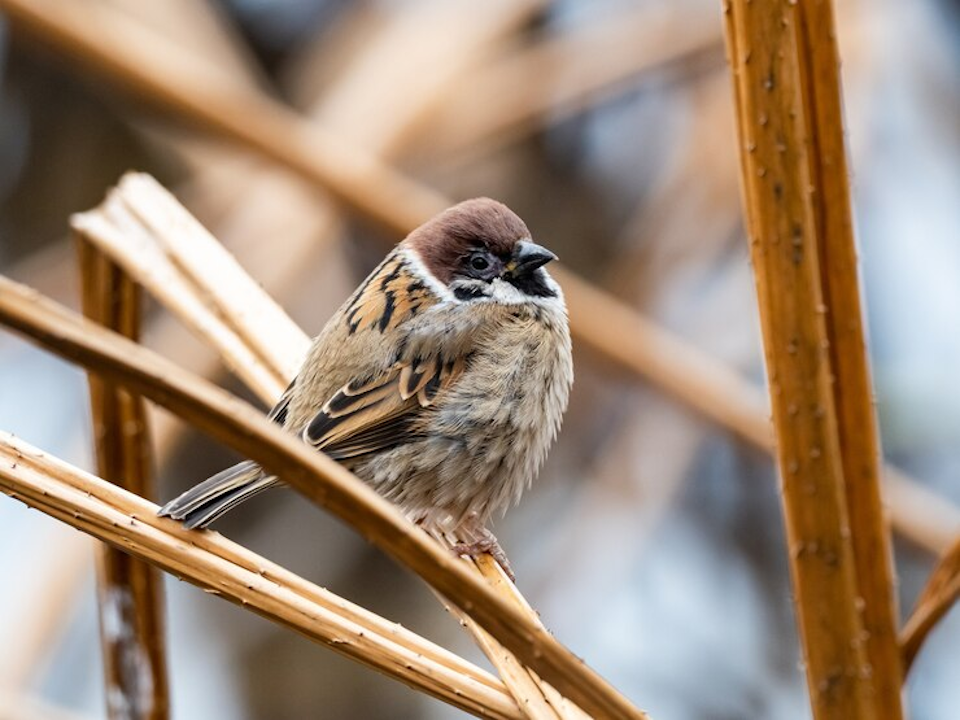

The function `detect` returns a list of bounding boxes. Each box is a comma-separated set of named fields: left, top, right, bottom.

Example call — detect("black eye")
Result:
left=470, top=255, right=490, bottom=271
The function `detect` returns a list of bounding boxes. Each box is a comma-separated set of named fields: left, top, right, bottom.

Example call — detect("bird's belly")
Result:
left=350, top=353, right=563, bottom=525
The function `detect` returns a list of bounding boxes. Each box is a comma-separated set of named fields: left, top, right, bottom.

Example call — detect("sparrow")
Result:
left=159, top=198, right=573, bottom=576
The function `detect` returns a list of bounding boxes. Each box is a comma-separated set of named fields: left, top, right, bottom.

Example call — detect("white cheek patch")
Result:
left=399, top=246, right=457, bottom=302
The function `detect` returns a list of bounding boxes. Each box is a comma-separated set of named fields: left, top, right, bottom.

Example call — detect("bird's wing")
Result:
left=267, top=377, right=297, bottom=426
left=302, top=353, right=467, bottom=461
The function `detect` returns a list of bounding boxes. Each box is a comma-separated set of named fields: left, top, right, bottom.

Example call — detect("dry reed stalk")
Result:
left=0, top=432, right=523, bottom=720
left=900, top=536, right=960, bottom=673
left=414, top=4, right=724, bottom=165
left=723, top=1, right=900, bottom=717
left=73, top=202, right=289, bottom=401
left=1, top=0, right=955, bottom=557
left=77, top=240, right=170, bottom=719
left=73, top=175, right=310, bottom=387
left=0, top=276, right=646, bottom=720
left=791, top=1, right=902, bottom=709
left=74, top=174, right=596, bottom=718
left=429, top=535, right=591, bottom=720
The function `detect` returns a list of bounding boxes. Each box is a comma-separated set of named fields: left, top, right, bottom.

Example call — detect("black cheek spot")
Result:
left=454, top=286, right=488, bottom=301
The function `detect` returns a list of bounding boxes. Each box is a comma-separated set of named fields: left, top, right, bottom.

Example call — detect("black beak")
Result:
left=510, top=240, right=557, bottom=276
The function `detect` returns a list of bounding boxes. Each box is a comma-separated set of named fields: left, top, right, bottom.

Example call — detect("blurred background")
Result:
left=1, top=0, right=958, bottom=718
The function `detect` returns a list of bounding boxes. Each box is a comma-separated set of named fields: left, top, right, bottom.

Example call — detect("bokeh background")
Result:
left=1, top=0, right=959, bottom=718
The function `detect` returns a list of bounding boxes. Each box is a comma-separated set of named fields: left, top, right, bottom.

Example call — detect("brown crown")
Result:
left=405, top=198, right=531, bottom=284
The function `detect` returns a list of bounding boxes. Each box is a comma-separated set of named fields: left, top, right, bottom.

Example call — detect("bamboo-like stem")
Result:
left=452, top=556, right=590, bottom=720
left=77, top=240, right=171, bottom=719
left=792, top=1, right=902, bottom=710
left=0, top=432, right=523, bottom=720
left=0, top=0, right=955, bottom=556
left=74, top=173, right=592, bottom=718
left=73, top=175, right=309, bottom=399
left=0, top=276, right=647, bottom=720
left=900, top=536, right=960, bottom=673
left=430, top=537, right=590, bottom=720
left=723, top=1, right=896, bottom=717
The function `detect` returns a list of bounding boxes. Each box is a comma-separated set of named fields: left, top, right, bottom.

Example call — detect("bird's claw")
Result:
left=452, top=534, right=515, bottom=582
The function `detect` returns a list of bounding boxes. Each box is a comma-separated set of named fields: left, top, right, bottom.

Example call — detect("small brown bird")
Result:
left=159, top=198, right=573, bottom=574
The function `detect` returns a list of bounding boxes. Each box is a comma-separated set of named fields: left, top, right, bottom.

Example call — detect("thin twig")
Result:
left=900, top=535, right=960, bottom=673
left=0, top=276, right=647, bottom=720
left=723, top=1, right=897, bottom=717
left=78, top=239, right=171, bottom=719
left=0, top=432, right=523, bottom=720
left=431, top=535, right=590, bottom=720
left=0, top=0, right=955, bottom=556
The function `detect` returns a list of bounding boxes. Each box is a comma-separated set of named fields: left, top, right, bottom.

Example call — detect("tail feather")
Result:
left=158, top=460, right=278, bottom=529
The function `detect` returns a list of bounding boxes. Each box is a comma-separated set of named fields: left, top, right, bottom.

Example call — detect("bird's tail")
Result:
left=158, top=460, right=278, bottom=529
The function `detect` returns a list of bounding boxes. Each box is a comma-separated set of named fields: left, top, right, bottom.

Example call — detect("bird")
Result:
left=158, top=198, right=573, bottom=577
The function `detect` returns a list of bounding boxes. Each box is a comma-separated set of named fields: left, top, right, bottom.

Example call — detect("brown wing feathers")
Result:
left=303, top=355, right=465, bottom=461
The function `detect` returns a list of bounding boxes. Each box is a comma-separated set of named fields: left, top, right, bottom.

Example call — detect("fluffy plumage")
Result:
left=159, top=198, right=573, bottom=572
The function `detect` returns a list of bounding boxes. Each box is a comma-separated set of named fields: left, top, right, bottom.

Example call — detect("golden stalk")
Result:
left=722, top=1, right=901, bottom=717
left=900, top=536, right=960, bottom=672
left=792, top=1, right=902, bottom=710
left=0, top=0, right=955, bottom=557
left=0, top=276, right=646, bottom=720
left=430, top=541, right=590, bottom=720
left=78, top=240, right=171, bottom=719
left=0, top=432, right=523, bottom=720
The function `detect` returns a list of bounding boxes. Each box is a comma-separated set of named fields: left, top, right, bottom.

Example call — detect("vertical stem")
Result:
left=78, top=239, right=170, bottom=720
left=795, top=1, right=903, bottom=713
left=722, top=1, right=901, bottom=718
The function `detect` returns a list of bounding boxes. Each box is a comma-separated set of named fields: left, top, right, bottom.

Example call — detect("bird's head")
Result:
left=405, top=198, right=559, bottom=303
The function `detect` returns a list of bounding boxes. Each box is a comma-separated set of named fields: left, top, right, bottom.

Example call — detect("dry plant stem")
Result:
left=1, top=0, right=955, bottom=554
left=113, top=174, right=309, bottom=380
left=792, top=0, right=902, bottom=710
left=72, top=174, right=310, bottom=395
left=75, top=203, right=286, bottom=401
left=0, top=434, right=522, bottom=720
left=723, top=1, right=891, bottom=717
left=469, top=558, right=588, bottom=720
left=460, top=556, right=590, bottom=720
left=901, top=535, right=960, bottom=672
left=77, top=239, right=170, bottom=720
left=431, top=535, right=588, bottom=720
left=0, top=277, right=647, bottom=720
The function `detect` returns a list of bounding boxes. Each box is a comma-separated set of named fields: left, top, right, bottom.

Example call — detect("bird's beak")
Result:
left=508, top=240, right=558, bottom=276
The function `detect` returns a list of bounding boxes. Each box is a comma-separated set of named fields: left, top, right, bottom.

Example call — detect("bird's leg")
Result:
left=452, top=514, right=515, bottom=581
